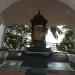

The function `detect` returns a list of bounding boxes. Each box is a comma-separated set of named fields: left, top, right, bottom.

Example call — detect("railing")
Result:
left=4, top=42, right=59, bottom=51
left=3, top=41, right=75, bottom=53
left=24, top=42, right=59, bottom=52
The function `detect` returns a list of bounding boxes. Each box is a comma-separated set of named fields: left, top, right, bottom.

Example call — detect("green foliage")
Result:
left=50, top=26, right=62, bottom=39
left=56, top=26, right=74, bottom=53
left=4, top=24, right=31, bottom=50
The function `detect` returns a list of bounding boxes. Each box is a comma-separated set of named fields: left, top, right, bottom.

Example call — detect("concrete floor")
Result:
left=0, top=52, right=75, bottom=75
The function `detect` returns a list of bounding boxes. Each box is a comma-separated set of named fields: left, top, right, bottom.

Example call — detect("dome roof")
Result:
left=31, top=10, right=47, bottom=25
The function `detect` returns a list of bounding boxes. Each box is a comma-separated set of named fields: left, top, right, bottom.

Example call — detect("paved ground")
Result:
left=0, top=52, right=75, bottom=74
left=7, top=52, right=69, bottom=62
left=6, top=52, right=73, bottom=69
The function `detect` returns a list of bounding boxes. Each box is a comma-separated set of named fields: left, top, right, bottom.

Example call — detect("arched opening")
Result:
left=0, top=0, right=75, bottom=72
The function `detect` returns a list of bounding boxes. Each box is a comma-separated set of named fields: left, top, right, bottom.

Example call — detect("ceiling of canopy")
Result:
left=0, top=0, right=75, bottom=27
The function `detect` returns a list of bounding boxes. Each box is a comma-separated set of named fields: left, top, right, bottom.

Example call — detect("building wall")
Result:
left=0, top=0, right=75, bottom=27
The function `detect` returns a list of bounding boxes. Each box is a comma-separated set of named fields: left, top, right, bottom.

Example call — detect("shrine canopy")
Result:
left=31, top=10, right=47, bottom=27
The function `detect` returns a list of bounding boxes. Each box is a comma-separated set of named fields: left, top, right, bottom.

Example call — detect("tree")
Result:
left=50, top=26, right=62, bottom=39
left=4, top=24, right=31, bottom=50
left=56, top=26, right=74, bottom=53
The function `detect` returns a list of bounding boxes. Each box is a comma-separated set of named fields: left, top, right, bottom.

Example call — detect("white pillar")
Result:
left=0, top=24, right=5, bottom=47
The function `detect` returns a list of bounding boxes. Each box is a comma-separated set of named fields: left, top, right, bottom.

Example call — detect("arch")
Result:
left=0, top=0, right=20, bottom=14
left=0, top=0, right=75, bottom=14
left=0, top=0, right=75, bottom=27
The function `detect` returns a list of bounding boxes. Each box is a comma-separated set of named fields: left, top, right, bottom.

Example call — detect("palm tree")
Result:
left=56, top=26, right=74, bottom=53
left=50, top=26, right=62, bottom=39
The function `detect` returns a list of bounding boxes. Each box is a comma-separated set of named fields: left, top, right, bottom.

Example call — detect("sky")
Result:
left=45, top=27, right=65, bottom=43
left=45, top=25, right=66, bottom=50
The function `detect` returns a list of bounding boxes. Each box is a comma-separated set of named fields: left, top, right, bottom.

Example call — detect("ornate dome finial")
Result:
left=31, top=9, right=47, bottom=25
left=38, top=9, right=40, bottom=15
